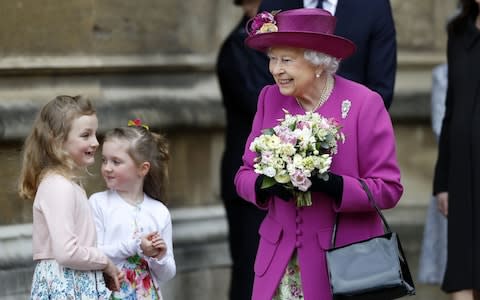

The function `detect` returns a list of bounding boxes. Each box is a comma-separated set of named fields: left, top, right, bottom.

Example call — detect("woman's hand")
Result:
left=103, top=259, right=124, bottom=291
left=255, top=175, right=293, bottom=202
left=437, top=192, right=448, bottom=217
left=309, top=172, right=343, bottom=202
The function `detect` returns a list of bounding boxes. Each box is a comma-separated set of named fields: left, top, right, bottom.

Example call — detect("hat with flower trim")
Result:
left=245, top=8, right=355, bottom=59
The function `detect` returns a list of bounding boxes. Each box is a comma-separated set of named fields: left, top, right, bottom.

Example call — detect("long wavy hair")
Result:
left=103, top=126, right=170, bottom=203
left=18, top=95, right=96, bottom=200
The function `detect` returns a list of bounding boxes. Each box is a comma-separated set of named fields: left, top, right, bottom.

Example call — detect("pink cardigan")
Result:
left=32, top=173, right=108, bottom=270
left=235, top=75, right=403, bottom=300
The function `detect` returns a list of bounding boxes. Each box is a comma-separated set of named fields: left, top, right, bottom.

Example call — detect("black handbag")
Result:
left=325, top=179, right=415, bottom=300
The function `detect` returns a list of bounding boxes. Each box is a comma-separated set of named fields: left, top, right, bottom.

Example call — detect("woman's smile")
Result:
left=277, top=78, right=292, bottom=86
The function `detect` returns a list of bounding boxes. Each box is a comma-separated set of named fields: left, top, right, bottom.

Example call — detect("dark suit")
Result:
left=216, top=15, right=273, bottom=300
left=259, top=0, right=397, bottom=109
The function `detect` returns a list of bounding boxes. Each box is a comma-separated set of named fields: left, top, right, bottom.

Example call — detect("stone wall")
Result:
left=0, top=1, right=238, bottom=56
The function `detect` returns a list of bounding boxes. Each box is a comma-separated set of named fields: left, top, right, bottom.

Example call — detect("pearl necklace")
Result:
left=296, top=75, right=334, bottom=112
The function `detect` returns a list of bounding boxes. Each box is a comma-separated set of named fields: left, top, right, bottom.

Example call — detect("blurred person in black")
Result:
left=433, top=0, right=480, bottom=299
left=216, top=1, right=272, bottom=299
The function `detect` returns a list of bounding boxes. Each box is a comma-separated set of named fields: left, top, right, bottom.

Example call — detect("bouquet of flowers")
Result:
left=250, top=109, right=345, bottom=207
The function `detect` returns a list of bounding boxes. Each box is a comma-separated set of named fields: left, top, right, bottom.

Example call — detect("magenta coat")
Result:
left=234, top=75, right=403, bottom=300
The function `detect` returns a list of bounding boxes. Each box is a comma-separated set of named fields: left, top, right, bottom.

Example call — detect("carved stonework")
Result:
left=0, top=1, right=241, bottom=56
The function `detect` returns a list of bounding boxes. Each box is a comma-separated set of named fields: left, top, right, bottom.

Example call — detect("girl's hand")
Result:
left=103, top=259, right=123, bottom=291
left=141, top=231, right=160, bottom=257
left=151, top=236, right=167, bottom=260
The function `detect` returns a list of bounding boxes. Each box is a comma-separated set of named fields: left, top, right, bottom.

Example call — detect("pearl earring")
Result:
left=315, top=73, right=320, bottom=78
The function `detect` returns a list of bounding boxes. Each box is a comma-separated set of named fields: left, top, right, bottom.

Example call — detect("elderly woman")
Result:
left=234, top=8, right=403, bottom=300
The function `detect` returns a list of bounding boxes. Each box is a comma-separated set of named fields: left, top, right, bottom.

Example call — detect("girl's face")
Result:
left=101, top=138, right=146, bottom=193
left=268, top=46, right=320, bottom=99
left=63, top=114, right=99, bottom=168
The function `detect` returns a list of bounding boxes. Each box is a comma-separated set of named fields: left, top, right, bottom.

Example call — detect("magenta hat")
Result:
left=245, top=8, right=355, bottom=59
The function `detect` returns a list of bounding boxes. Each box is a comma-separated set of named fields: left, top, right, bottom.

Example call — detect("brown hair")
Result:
left=448, top=0, right=479, bottom=34
left=18, top=95, right=96, bottom=200
left=103, top=126, right=170, bottom=203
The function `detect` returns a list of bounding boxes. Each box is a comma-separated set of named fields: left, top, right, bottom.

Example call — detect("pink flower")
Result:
left=278, top=132, right=297, bottom=145
left=296, top=121, right=311, bottom=130
left=275, top=126, right=297, bottom=145
left=290, top=170, right=311, bottom=192
left=261, top=151, right=274, bottom=164
left=247, top=11, right=278, bottom=36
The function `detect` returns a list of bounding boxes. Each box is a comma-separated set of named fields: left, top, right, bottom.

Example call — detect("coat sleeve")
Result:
left=433, top=34, right=453, bottom=195
left=36, top=177, right=108, bottom=270
left=337, top=91, right=403, bottom=212
left=235, top=85, right=270, bottom=208
left=364, top=0, right=397, bottom=109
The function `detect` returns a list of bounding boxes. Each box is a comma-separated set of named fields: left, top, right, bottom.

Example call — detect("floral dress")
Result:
left=110, top=203, right=160, bottom=300
left=273, top=252, right=304, bottom=300
left=111, top=254, right=160, bottom=300
left=30, top=259, right=111, bottom=300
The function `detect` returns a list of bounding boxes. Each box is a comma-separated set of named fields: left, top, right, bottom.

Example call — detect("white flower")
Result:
left=317, top=154, right=332, bottom=174
left=263, top=166, right=276, bottom=177
left=274, top=170, right=291, bottom=184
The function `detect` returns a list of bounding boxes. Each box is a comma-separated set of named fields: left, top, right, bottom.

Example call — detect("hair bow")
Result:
left=127, top=118, right=149, bottom=130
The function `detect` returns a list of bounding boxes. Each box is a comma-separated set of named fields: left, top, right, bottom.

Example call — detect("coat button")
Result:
left=295, top=216, right=303, bottom=223
left=296, top=241, right=302, bottom=248
left=296, top=229, right=302, bottom=235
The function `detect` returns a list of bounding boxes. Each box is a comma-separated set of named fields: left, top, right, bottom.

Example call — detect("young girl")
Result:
left=18, top=95, right=123, bottom=299
left=89, top=121, right=176, bottom=299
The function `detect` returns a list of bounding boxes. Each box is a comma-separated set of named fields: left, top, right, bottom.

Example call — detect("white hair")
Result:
left=303, top=50, right=340, bottom=75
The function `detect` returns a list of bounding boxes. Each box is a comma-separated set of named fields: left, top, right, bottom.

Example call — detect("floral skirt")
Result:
left=30, top=259, right=111, bottom=300
left=273, top=252, right=304, bottom=300
left=111, top=254, right=160, bottom=300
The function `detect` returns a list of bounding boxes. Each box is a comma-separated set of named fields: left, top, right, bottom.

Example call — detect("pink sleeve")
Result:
left=337, top=92, right=403, bottom=212
left=235, top=86, right=269, bottom=208
left=36, top=176, right=108, bottom=270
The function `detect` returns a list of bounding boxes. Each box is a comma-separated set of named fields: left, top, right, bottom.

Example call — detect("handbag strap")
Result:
left=330, top=179, right=392, bottom=248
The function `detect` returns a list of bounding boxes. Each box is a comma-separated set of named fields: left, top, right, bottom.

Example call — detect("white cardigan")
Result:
left=89, top=190, right=176, bottom=292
